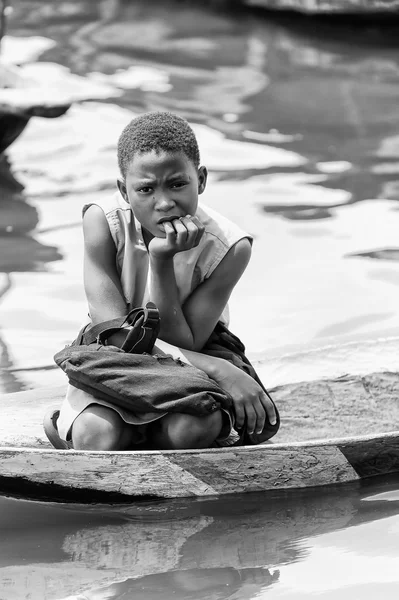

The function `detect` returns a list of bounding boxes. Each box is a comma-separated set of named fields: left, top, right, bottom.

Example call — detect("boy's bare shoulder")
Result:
left=210, top=237, right=251, bottom=286
left=83, top=204, right=114, bottom=253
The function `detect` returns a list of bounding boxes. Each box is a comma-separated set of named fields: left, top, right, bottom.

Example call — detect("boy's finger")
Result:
left=180, top=216, right=198, bottom=246
left=186, top=215, right=205, bottom=247
left=253, top=398, right=266, bottom=435
left=163, top=220, right=176, bottom=242
left=191, top=216, right=205, bottom=234
left=234, top=403, right=245, bottom=429
left=190, top=215, right=203, bottom=227
left=259, top=391, right=277, bottom=426
left=173, top=218, right=189, bottom=244
left=245, top=405, right=257, bottom=435
left=194, top=223, right=205, bottom=246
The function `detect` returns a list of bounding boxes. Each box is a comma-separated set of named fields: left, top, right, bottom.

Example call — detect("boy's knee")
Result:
left=150, top=410, right=222, bottom=449
left=72, top=405, right=132, bottom=450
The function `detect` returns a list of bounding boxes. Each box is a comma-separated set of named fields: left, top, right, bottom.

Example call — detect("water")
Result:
left=2, top=1, right=399, bottom=393
left=1, top=1, right=399, bottom=598
left=1, top=475, right=399, bottom=599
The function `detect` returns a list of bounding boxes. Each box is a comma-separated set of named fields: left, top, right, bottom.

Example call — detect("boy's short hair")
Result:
left=117, top=111, right=200, bottom=179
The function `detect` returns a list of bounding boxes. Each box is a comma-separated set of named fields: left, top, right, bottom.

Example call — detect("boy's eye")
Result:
left=137, top=186, right=153, bottom=194
left=171, top=181, right=187, bottom=189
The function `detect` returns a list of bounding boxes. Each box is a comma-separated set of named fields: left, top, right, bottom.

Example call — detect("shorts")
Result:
left=57, top=383, right=236, bottom=446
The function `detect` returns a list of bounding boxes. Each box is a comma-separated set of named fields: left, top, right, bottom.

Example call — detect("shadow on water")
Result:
left=0, top=157, right=62, bottom=271
left=1, top=475, right=399, bottom=599
left=0, top=156, right=63, bottom=393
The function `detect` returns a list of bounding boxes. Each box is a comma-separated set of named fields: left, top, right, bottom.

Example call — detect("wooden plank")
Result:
left=245, top=0, right=399, bottom=14
left=169, top=445, right=359, bottom=492
left=2, top=372, right=399, bottom=448
left=0, top=442, right=360, bottom=499
left=339, top=436, right=399, bottom=478
left=0, top=449, right=217, bottom=499
left=272, top=372, right=399, bottom=442
left=1, top=373, right=399, bottom=499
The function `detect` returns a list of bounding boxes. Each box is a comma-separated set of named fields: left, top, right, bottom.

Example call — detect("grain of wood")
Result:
left=1, top=372, right=399, bottom=499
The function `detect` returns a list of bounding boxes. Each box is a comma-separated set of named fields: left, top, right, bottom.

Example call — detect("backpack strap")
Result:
left=121, top=303, right=160, bottom=353
left=76, top=302, right=160, bottom=354
left=78, top=317, right=126, bottom=346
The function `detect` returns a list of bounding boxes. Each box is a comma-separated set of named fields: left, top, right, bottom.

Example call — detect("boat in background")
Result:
left=0, top=2, right=69, bottom=152
left=1, top=371, right=399, bottom=502
left=0, top=35, right=121, bottom=153
left=0, top=84, right=69, bottom=154
left=244, top=0, right=399, bottom=15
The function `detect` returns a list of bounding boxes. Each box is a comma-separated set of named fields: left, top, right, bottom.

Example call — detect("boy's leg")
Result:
left=71, top=405, right=141, bottom=450
left=148, top=410, right=223, bottom=450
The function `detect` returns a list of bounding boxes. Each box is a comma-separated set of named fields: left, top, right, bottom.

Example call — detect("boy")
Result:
left=53, top=111, right=278, bottom=450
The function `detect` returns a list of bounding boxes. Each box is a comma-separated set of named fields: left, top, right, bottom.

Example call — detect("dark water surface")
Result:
left=1, top=475, right=399, bottom=599
left=2, top=1, right=399, bottom=598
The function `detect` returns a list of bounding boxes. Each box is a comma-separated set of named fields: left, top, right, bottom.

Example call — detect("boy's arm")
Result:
left=150, top=237, right=252, bottom=351
left=160, top=346, right=277, bottom=434
left=151, top=233, right=276, bottom=433
left=83, top=205, right=130, bottom=346
left=188, top=350, right=277, bottom=433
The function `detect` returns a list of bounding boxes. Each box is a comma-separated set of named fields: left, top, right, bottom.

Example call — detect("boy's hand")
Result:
left=149, top=215, right=205, bottom=259
left=212, top=360, right=277, bottom=435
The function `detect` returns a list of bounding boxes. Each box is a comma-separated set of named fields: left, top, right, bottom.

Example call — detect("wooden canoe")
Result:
left=1, top=371, right=399, bottom=502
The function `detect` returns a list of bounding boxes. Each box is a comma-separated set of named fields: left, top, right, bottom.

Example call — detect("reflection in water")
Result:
left=1, top=478, right=399, bottom=599
left=347, top=248, right=399, bottom=261
left=8, top=1, right=399, bottom=192
left=67, top=568, right=279, bottom=600
left=0, top=274, right=21, bottom=393
left=0, top=155, right=62, bottom=393
left=6, top=0, right=399, bottom=223
left=0, top=157, right=62, bottom=270
left=1, top=0, right=399, bottom=384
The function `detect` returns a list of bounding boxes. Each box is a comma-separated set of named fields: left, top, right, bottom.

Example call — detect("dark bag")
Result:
left=54, top=303, right=232, bottom=417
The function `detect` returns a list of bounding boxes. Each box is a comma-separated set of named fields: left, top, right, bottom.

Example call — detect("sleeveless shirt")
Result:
left=83, top=191, right=252, bottom=325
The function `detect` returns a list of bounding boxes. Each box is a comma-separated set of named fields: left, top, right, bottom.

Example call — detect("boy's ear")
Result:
left=117, top=178, right=129, bottom=203
left=197, top=166, right=208, bottom=195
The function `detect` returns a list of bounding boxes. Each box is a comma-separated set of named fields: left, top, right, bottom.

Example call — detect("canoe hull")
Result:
left=1, top=432, right=399, bottom=502
left=0, top=113, right=29, bottom=154
left=1, top=372, right=399, bottom=502
left=0, top=107, right=69, bottom=153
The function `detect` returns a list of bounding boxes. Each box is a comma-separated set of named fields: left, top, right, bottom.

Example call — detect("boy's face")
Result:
left=118, top=150, right=207, bottom=239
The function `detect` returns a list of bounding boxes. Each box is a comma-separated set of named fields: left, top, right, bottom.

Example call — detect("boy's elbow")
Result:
left=178, top=337, right=199, bottom=352
left=178, top=334, right=203, bottom=353
left=158, top=330, right=196, bottom=352
left=191, top=340, right=205, bottom=352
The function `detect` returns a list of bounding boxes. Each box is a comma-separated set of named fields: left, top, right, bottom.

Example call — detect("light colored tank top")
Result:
left=83, top=191, right=252, bottom=325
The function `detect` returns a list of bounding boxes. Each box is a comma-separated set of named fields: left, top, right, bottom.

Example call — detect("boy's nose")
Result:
left=155, top=194, right=175, bottom=211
